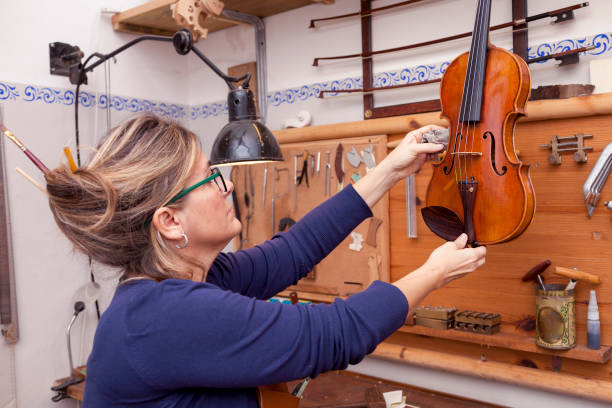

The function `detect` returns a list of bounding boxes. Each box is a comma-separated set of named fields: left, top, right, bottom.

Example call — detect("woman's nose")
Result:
left=224, top=179, right=234, bottom=195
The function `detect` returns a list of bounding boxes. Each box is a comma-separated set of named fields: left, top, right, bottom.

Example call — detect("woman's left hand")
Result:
left=385, top=125, right=446, bottom=180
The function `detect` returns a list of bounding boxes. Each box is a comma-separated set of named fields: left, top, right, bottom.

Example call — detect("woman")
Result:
left=45, top=114, right=486, bottom=407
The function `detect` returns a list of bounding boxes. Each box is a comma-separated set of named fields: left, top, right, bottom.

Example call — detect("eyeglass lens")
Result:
left=212, top=168, right=227, bottom=192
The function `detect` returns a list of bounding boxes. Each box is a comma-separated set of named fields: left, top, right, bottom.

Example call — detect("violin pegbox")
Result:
left=171, top=0, right=225, bottom=41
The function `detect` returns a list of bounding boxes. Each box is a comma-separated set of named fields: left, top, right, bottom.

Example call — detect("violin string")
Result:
left=470, top=0, right=488, bottom=182
left=459, top=0, right=484, bottom=184
left=456, top=1, right=476, bottom=185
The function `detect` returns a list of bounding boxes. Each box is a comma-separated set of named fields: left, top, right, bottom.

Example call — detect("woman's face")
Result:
left=177, top=152, right=241, bottom=251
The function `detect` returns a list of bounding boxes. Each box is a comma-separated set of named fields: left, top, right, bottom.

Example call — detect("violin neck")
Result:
left=459, top=0, right=492, bottom=123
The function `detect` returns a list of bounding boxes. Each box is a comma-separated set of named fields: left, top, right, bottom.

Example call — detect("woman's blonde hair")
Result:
left=45, top=114, right=201, bottom=280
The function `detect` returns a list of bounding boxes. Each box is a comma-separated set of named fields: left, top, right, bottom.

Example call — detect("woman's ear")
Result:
left=152, top=207, right=183, bottom=241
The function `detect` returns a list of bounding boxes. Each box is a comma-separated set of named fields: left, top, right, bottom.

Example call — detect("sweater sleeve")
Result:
left=206, top=184, right=373, bottom=299
left=125, top=279, right=408, bottom=390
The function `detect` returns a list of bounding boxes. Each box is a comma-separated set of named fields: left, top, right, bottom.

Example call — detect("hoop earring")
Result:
left=176, top=233, right=189, bottom=249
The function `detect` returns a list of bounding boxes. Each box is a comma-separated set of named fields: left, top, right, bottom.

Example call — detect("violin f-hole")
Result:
left=443, top=132, right=462, bottom=175
left=483, top=131, right=507, bottom=176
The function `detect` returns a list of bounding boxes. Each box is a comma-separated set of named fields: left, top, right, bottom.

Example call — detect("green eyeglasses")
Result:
left=166, top=167, right=227, bottom=205
left=144, top=167, right=227, bottom=227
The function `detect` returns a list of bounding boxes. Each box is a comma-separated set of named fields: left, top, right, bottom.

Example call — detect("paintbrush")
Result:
left=1, top=124, right=49, bottom=174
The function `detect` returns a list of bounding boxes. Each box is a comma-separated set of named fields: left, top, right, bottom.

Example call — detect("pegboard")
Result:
left=232, top=135, right=389, bottom=300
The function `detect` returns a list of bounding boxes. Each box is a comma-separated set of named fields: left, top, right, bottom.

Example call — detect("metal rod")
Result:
left=221, top=10, right=268, bottom=122
left=406, top=175, right=417, bottom=238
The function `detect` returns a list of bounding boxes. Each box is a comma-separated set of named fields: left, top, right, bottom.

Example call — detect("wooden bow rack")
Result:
left=313, top=1, right=591, bottom=119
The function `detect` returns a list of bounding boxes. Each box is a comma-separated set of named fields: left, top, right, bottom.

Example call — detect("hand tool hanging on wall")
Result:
left=231, top=169, right=244, bottom=249
left=278, top=217, right=296, bottom=232
left=334, top=144, right=344, bottom=192
left=539, top=133, right=593, bottom=165
left=346, top=147, right=362, bottom=168
left=274, top=168, right=290, bottom=235
left=324, top=151, right=331, bottom=196
left=316, top=151, right=321, bottom=175
left=293, top=154, right=299, bottom=212
left=406, top=175, right=417, bottom=239
left=310, top=154, right=315, bottom=177
left=361, top=144, right=376, bottom=172
left=366, top=217, right=383, bottom=247
left=297, top=152, right=309, bottom=187
left=243, top=168, right=254, bottom=245
left=583, top=142, right=612, bottom=217
left=261, top=164, right=267, bottom=210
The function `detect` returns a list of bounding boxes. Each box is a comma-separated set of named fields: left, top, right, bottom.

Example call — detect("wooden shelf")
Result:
left=112, top=0, right=333, bottom=38
left=398, top=324, right=612, bottom=364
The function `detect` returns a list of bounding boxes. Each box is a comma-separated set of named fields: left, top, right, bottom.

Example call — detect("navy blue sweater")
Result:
left=82, top=185, right=409, bottom=407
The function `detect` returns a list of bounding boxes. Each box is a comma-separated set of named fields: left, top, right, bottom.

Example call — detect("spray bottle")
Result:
left=587, top=290, right=600, bottom=350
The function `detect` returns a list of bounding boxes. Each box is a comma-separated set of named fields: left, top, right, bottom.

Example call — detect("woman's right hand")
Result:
left=424, top=233, right=486, bottom=289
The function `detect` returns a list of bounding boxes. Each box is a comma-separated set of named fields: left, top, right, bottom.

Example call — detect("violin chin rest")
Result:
left=421, top=206, right=464, bottom=242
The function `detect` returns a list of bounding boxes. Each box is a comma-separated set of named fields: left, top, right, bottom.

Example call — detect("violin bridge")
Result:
left=451, top=152, right=483, bottom=157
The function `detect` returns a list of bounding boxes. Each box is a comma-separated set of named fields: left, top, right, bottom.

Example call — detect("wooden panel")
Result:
left=267, top=94, right=612, bottom=398
left=228, top=62, right=258, bottom=115
left=232, top=135, right=389, bottom=299
left=388, top=113, right=612, bottom=396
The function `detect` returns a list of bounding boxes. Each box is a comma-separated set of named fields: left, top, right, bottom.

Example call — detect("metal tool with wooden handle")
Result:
left=553, top=266, right=601, bottom=285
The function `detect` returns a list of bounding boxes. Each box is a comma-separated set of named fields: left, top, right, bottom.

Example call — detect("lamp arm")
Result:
left=79, top=29, right=250, bottom=90
left=189, top=46, right=250, bottom=90
left=81, top=36, right=174, bottom=80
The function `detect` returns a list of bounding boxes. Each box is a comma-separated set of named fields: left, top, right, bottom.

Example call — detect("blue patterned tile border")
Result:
left=0, top=84, right=187, bottom=120
left=2, top=32, right=611, bottom=122
left=190, top=101, right=228, bottom=120
left=197, top=31, right=612, bottom=115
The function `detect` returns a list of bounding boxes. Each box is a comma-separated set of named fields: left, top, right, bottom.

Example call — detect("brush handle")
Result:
left=24, top=150, right=49, bottom=174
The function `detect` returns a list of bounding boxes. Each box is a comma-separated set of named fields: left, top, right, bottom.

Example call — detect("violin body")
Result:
left=425, top=44, right=535, bottom=245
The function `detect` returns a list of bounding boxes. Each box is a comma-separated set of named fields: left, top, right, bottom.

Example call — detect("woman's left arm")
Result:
left=208, top=125, right=445, bottom=298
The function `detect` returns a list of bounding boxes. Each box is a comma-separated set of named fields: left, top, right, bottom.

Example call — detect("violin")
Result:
left=422, top=0, right=535, bottom=246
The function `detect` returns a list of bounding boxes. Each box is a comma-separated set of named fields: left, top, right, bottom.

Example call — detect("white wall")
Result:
left=1, top=0, right=612, bottom=407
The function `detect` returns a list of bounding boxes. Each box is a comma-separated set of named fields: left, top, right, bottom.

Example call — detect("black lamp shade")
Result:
left=209, top=88, right=284, bottom=166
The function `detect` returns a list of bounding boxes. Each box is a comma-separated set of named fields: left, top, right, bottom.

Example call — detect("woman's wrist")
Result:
left=353, top=159, right=401, bottom=208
